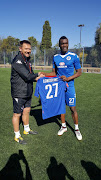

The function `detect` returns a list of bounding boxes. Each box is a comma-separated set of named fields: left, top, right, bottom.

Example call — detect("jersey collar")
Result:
left=60, top=51, right=69, bottom=58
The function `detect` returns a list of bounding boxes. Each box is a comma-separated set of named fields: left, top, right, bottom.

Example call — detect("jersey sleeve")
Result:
left=34, top=81, right=39, bottom=97
left=74, top=55, right=81, bottom=70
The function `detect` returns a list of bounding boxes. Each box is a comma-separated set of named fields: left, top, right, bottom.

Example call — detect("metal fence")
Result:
left=0, top=47, right=101, bottom=73
left=0, top=48, right=59, bottom=67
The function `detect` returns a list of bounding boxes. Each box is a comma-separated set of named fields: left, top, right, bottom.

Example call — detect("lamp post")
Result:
left=78, top=24, right=84, bottom=54
left=78, top=24, right=84, bottom=72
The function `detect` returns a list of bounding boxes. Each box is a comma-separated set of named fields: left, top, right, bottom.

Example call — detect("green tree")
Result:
left=28, top=36, right=38, bottom=49
left=54, top=42, right=59, bottom=49
left=95, top=23, right=101, bottom=45
left=89, top=47, right=99, bottom=67
left=0, top=38, right=3, bottom=47
left=72, top=44, right=80, bottom=55
left=41, top=20, right=52, bottom=50
left=0, top=36, right=20, bottom=53
left=91, top=23, right=101, bottom=67
left=79, top=51, right=88, bottom=63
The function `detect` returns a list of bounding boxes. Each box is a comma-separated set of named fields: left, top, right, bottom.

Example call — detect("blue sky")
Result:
left=0, top=0, right=101, bottom=48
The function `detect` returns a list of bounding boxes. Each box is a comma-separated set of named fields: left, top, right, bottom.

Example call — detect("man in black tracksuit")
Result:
left=11, top=40, right=44, bottom=144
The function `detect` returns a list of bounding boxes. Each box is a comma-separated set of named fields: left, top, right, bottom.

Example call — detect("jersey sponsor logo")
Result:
left=16, top=60, right=22, bottom=64
left=59, top=62, right=65, bottom=66
left=57, top=62, right=67, bottom=68
left=66, top=56, right=71, bottom=61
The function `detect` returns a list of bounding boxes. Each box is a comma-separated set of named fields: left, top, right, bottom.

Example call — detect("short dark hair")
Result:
left=59, top=36, right=68, bottom=46
left=20, top=40, right=31, bottom=47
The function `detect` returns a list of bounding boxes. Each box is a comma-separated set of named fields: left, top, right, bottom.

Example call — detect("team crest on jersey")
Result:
left=66, top=56, right=71, bottom=60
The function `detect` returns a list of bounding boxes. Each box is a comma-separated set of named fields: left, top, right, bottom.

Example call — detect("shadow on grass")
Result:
left=66, top=121, right=75, bottom=135
left=30, top=100, right=61, bottom=127
left=0, top=150, right=32, bottom=180
left=30, top=101, right=75, bottom=136
left=81, top=160, right=101, bottom=180
left=30, top=108, right=61, bottom=127
left=47, top=156, right=75, bottom=180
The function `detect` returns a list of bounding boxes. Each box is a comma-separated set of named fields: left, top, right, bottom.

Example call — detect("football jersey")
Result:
left=34, top=77, right=66, bottom=120
left=53, top=51, right=81, bottom=87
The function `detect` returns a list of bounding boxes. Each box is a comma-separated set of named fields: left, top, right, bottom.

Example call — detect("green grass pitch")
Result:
left=0, top=68, right=101, bottom=180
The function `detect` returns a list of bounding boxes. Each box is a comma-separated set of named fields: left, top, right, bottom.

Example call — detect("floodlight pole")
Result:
left=78, top=24, right=84, bottom=54
left=78, top=24, right=84, bottom=72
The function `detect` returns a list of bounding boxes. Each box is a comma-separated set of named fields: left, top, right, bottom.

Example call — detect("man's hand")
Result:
left=38, top=72, right=41, bottom=76
left=61, top=75, right=68, bottom=81
left=61, top=69, right=82, bottom=82
left=38, top=72, right=45, bottom=76
left=36, top=74, right=45, bottom=81
left=39, top=72, right=46, bottom=76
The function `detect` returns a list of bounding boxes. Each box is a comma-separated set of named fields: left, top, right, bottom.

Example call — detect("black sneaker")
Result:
left=14, top=136, right=27, bottom=144
left=23, top=128, right=38, bottom=135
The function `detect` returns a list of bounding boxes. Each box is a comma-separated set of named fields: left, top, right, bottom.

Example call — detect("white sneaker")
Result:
left=58, top=126, right=67, bottom=136
left=75, top=129, right=82, bottom=140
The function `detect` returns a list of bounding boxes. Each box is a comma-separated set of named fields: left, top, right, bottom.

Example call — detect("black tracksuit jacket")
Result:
left=11, top=51, right=38, bottom=98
